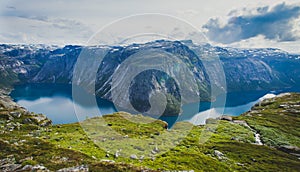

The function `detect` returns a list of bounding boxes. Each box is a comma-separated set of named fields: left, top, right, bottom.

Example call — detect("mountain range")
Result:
left=1, top=40, right=300, bottom=116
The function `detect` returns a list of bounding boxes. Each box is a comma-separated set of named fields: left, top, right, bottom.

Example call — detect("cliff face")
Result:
left=0, top=41, right=300, bottom=114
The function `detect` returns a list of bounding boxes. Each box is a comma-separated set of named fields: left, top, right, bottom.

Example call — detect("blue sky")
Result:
left=0, top=0, right=300, bottom=53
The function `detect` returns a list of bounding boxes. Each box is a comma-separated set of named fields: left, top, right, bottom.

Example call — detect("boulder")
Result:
left=130, top=154, right=138, bottom=160
left=205, top=118, right=218, bottom=124
left=217, top=116, right=232, bottom=121
left=57, top=165, right=88, bottom=172
left=214, top=150, right=224, bottom=160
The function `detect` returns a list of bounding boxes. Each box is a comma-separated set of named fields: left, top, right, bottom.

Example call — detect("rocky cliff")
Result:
left=1, top=41, right=300, bottom=115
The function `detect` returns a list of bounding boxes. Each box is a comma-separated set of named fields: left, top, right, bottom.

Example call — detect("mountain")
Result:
left=0, top=41, right=300, bottom=116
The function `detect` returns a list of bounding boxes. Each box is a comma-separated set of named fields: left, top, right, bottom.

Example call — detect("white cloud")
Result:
left=0, top=16, right=93, bottom=45
left=0, top=0, right=299, bottom=53
left=216, top=35, right=300, bottom=54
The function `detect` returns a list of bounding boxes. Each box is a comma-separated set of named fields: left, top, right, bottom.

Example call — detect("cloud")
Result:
left=6, top=6, right=16, bottom=10
left=203, top=3, right=300, bottom=44
left=0, top=15, right=93, bottom=45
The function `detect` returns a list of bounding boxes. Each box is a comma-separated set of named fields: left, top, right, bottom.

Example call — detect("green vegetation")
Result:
left=0, top=92, right=300, bottom=171
left=237, top=93, right=300, bottom=147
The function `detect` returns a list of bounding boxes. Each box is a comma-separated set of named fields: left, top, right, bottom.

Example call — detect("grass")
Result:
left=237, top=93, right=300, bottom=147
left=1, top=93, right=300, bottom=171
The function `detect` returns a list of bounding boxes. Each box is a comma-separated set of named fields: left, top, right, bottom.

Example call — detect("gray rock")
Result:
left=130, top=154, right=138, bottom=160
left=21, top=165, right=34, bottom=171
left=100, top=159, right=115, bottom=163
left=205, top=118, right=218, bottom=124
left=22, top=118, right=32, bottom=124
left=217, top=116, right=232, bottom=121
left=232, top=120, right=248, bottom=127
left=9, top=112, right=21, bottom=118
left=214, top=150, right=224, bottom=159
left=57, top=165, right=88, bottom=172
left=32, top=164, right=49, bottom=171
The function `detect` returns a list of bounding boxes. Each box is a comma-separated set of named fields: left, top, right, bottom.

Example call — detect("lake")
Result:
left=10, top=84, right=299, bottom=125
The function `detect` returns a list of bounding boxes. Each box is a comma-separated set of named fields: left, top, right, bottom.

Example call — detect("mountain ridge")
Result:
left=1, top=40, right=300, bottom=115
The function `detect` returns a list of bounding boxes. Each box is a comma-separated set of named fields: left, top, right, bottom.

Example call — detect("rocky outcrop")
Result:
left=0, top=157, right=91, bottom=172
left=0, top=89, right=52, bottom=129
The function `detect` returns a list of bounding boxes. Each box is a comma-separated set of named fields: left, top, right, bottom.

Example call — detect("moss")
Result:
left=1, top=93, right=300, bottom=171
left=236, top=93, right=300, bottom=147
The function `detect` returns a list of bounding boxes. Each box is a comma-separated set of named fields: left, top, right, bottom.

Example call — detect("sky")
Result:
left=0, top=0, right=300, bottom=53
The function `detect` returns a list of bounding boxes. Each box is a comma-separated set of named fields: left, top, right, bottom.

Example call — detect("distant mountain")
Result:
left=0, top=41, right=300, bottom=116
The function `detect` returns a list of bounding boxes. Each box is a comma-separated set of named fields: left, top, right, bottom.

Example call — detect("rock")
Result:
left=219, top=115, right=232, bottom=121
left=115, top=150, right=120, bottom=158
left=133, top=146, right=144, bottom=151
left=232, top=120, right=248, bottom=127
left=205, top=118, right=218, bottom=124
left=22, top=118, right=32, bottom=124
left=100, top=159, right=115, bottom=163
left=151, top=150, right=157, bottom=154
left=236, top=162, right=245, bottom=166
left=0, top=163, right=22, bottom=171
left=153, top=145, right=159, bottom=152
left=0, top=158, right=49, bottom=172
left=277, top=145, right=300, bottom=155
left=130, top=154, right=138, bottom=160
left=32, top=164, right=49, bottom=171
left=0, top=157, right=15, bottom=166
left=279, top=104, right=289, bottom=108
left=214, top=150, right=224, bottom=160
left=140, top=155, right=144, bottom=160
left=9, top=111, right=21, bottom=118
left=276, top=93, right=291, bottom=98
left=57, top=165, right=88, bottom=172
left=217, top=115, right=232, bottom=121
left=21, top=165, right=34, bottom=171
left=40, top=120, right=52, bottom=127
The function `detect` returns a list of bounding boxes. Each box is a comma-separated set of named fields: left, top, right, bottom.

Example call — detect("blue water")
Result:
left=10, top=84, right=116, bottom=124
left=10, top=84, right=299, bottom=125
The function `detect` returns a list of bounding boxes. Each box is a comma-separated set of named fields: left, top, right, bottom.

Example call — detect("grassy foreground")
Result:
left=0, top=92, right=299, bottom=171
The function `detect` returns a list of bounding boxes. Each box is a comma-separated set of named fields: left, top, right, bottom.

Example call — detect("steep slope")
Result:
left=0, top=41, right=300, bottom=114
left=236, top=93, right=300, bottom=157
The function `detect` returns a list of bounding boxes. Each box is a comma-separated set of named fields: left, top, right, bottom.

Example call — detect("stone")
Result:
left=153, top=145, right=159, bottom=152
left=151, top=150, right=157, bottom=154
left=217, top=115, right=232, bottom=121
left=9, top=111, right=21, bottom=118
left=100, top=159, right=115, bottom=163
left=57, top=165, right=88, bottom=172
left=32, top=164, right=48, bottom=171
left=22, top=118, right=32, bottom=124
left=115, top=151, right=120, bottom=158
left=21, top=165, right=34, bottom=171
left=205, top=118, right=218, bottom=124
left=130, top=154, right=138, bottom=160
left=233, top=120, right=248, bottom=127
left=214, top=150, right=224, bottom=159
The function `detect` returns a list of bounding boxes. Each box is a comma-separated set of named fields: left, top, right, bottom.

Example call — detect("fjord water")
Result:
left=10, top=84, right=117, bottom=124
left=10, top=84, right=299, bottom=125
